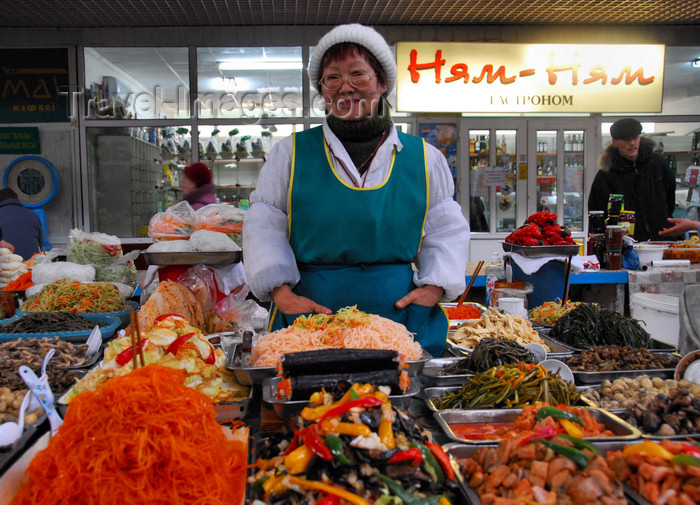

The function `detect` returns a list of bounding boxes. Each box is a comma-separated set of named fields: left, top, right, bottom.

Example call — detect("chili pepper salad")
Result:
left=251, top=382, right=459, bottom=505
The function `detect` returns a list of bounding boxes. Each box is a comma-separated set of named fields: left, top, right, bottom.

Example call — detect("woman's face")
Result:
left=320, top=50, right=386, bottom=121
left=181, top=175, right=196, bottom=193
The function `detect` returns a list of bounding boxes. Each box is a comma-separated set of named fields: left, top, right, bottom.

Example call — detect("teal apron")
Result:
left=268, top=126, right=448, bottom=356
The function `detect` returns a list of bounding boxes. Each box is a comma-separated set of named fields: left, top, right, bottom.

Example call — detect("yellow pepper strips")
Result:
left=623, top=441, right=674, bottom=460
left=378, top=418, right=395, bottom=449
left=559, top=418, right=584, bottom=438
left=321, top=418, right=371, bottom=437
left=301, top=384, right=366, bottom=421
left=262, top=475, right=288, bottom=499
left=287, top=476, right=370, bottom=505
left=284, top=444, right=314, bottom=474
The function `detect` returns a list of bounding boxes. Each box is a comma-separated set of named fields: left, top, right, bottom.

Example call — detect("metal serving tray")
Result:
left=56, top=382, right=251, bottom=423
left=423, top=385, right=591, bottom=412
left=543, top=333, right=678, bottom=354
left=262, top=376, right=420, bottom=419
left=434, top=407, right=641, bottom=445
left=143, top=250, right=242, bottom=266
left=446, top=335, right=574, bottom=359
left=443, top=441, right=645, bottom=505
left=226, top=342, right=431, bottom=386
left=564, top=352, right=680, bottom=385
left=421, top=357, right=474, bottom=387
left=502, top=241, right=580, bottom=257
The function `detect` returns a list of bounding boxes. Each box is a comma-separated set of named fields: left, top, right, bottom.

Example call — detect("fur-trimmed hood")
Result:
left=597, top=136, right=660, bottom=172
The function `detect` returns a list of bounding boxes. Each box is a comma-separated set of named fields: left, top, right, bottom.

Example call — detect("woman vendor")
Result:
left=242, top=23, right=470, bottom=355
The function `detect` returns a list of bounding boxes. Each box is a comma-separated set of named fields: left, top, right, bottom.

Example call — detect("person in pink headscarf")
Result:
left=181, top=162, right=217, bottom=210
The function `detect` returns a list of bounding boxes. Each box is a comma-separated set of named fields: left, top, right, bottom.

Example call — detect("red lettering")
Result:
left=445, top=63, right=469, bottom=83
left=583, top=66, right=608, bottom=85
left=610, top=66, right=655, bottom=85
left=471, top=65, right=516, bottom=84
left=408, top=49, right=446, bottom=83
left=547, top=52, right=581, bottom=85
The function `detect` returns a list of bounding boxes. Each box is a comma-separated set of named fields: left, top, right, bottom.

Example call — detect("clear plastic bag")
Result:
left=195, top=204, right=246, bottom=244
left=176, top=264, right=218, bottom=312
left=213, top=294, right=268, bottom=332
left=96, top=250, right=139, bottom=287
left=148, top=201, right=197, bottom=241
left=32, top=261, right=96, bottom=285
left=67, top=229, right=123, bottom=269
left=206, top=129, right=220, bottom=161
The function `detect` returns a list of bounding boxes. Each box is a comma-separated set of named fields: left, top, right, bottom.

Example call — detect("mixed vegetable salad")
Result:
left=65, top=314, right=249, bottom=403
left=251, top=383, right=459, bottom=505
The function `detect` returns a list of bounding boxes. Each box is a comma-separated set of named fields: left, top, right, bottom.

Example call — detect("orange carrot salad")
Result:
left=11, top=365, right=248, bottom=505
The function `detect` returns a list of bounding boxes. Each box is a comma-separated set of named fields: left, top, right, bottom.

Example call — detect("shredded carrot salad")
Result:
left=2, top=270, right=32, bottom=291
left=10, top=365, right=248, bottom=505
left=446, top=304, right=482, bottom=320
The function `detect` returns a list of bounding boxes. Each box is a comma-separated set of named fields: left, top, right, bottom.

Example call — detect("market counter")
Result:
left=465, top=261, right=629, bottom=312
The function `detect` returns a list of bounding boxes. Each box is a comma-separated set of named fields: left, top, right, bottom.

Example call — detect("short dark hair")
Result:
left=320, top=43, right=388, bottom=90
left=0, top=188, right=17, bottom=202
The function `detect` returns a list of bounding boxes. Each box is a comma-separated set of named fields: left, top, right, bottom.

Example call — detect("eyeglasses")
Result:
left=318, top=72, right=377, bottom=90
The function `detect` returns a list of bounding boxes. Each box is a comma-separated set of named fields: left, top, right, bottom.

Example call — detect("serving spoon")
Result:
left=0, top=390, right=30, bottom=447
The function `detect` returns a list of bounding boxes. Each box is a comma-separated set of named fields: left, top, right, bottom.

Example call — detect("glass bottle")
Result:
left=485, top=252, right=505, bottom=307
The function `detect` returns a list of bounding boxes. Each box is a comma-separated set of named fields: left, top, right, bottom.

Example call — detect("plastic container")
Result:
left=484, top=252, right=505, bottom=307
left=630, top=293, right=680, bottom=347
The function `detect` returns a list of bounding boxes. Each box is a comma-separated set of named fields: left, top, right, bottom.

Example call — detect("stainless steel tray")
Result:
left=421, top=357, right=474, bottom=387
left=565, top=352, right=680, bottom=385
left=444, top=441, right=645, bottom=505
left=446, top=335, right=574, bottom=359
left=143, top=250, right=242, bottom=266
left=56, top=382, right=251, bottom=422
left=544, top=333, right=679, bottom=354
left=262, top=376, right=420, bottom=419
left=226, top=342, right=431, bottom=386
left=502, top=241, right=580, bottom=257
left=423, top=385, right=591, bottom=412
left=434, top=407, right=641, bottom=445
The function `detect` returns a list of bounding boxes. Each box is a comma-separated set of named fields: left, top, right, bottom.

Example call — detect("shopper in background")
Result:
left=181, top=162, right=216, bottom=210
left=659, top=217, right=700, bottom=237
left=243, top=23, right=470, bottom=355
left=0, top=188, right=43, bottom=260
left=588, top=118, right=676, bottom=242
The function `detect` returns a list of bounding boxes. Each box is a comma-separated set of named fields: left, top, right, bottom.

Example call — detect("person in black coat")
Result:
left=588, top=118, right=676, bottom=242
left=0, top=188, right=43, bottom=260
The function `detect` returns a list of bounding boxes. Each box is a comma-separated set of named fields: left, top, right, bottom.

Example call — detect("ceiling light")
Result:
left=693, top=58, right=700, bottom=68
left=218, top=61, right=303, bottom=71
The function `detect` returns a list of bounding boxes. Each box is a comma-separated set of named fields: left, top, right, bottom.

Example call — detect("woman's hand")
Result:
left=395, top=284, right=444, bottom=309
left=271, top=284, right=332, bottom=315
left=659, top=218, right=700, bottom=236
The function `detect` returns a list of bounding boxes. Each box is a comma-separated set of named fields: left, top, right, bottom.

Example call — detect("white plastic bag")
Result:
left=32, top=261, right=96, bottom=285
left=189, top=230, right=240, bottom=252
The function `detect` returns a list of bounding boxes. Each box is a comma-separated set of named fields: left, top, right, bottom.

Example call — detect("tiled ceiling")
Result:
left=2, top=0, right=700, bottom=27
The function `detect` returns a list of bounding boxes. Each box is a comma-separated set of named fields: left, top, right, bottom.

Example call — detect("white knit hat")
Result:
left=309, top=23, right=397, bottom=94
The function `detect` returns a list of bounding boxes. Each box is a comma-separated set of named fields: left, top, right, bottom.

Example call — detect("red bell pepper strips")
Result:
left=517, top=425, right=561, bottom=446
left=166, top=332, right=195, bottom=355
left=387, top=447, right=423, bottom=466
left=115, top=342, right=142, bottom=366
left=282, top=429, right=300, bottom=456
left=681, top=442, right=700, bottom=458
left=426, top=442, right=455, bottom=481
left=154, top=313, right=187, bottom=324
left=299, top=425, right=333, bottom=461
left=319, top=396, right=384, bottom=425
left=315, top=494, right=341, bottom=505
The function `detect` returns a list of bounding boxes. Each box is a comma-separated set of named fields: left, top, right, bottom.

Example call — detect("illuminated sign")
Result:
left=396, top=43, right=665, bottom=113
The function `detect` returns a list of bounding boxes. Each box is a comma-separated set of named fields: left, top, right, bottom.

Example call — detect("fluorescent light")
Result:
left=218, top=60, right=303, bottom=71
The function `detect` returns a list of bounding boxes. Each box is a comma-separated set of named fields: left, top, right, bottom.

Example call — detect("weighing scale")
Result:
left=3, top=155, right=59, bottom=250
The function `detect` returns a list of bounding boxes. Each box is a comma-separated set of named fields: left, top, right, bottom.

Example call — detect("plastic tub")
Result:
left=630, top=293, right=679, bottom=347
left=633, top=243, right=668, bottom=268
